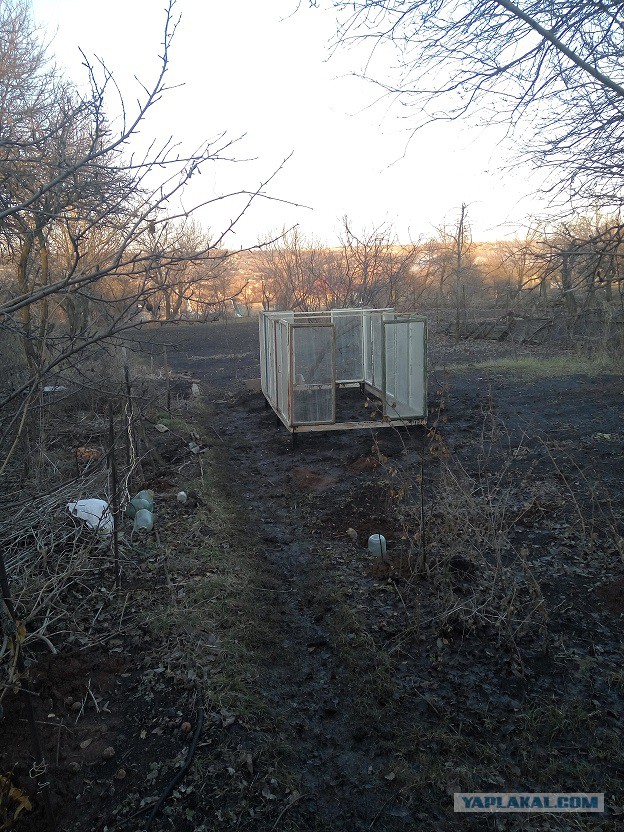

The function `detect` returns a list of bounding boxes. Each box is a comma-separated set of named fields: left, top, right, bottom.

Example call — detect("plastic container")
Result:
left=367, top=534, right=387, bottom=557
left=126, top=489, right=155, bottom=520
left=133, top=509, right=154, bottom=533
left=126, top=498, right=152, bottom=520
left=133, top=490, right=154, bottom=510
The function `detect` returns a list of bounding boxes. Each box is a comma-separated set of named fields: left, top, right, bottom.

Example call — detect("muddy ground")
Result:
left=2, top=316, right=623, bottom=831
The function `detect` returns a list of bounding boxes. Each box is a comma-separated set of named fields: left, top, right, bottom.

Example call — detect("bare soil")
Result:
left=2, top=316, right=623, bottom=831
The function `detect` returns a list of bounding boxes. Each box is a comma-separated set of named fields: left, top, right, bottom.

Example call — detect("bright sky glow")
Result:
left=30, top=0, right=542, bottom=247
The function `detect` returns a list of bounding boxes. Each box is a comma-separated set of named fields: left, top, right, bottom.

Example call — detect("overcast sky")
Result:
left=30, top=0, right=542, bottom=247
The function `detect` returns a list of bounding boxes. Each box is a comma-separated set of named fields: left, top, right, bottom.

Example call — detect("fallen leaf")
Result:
left=0, top=775, right=32, bottom=822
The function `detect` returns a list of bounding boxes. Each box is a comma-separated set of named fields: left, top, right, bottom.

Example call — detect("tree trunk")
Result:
left=17, top=237, right=36, bottom=370
left=561, top=252, right=577, bottom=315
left=454, top=203, right=467, bottom=342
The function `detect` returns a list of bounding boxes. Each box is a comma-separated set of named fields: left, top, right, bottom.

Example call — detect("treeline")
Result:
left=253, top=213, right=624, bottom=316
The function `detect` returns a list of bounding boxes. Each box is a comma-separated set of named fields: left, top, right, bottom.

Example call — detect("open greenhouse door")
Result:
left=363, top=309, right=395, bottom=393
left=382, top=316, right=427, bottom=421
left=260, top=311, right=294, bottom=408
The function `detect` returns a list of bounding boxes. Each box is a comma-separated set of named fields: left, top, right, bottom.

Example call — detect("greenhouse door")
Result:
left=291, top=324, right=336, bottom=425
left=382, top=317, right=427, bottom=420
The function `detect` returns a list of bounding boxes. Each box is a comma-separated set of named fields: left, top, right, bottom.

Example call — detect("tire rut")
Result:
left=206, top=391, right=413, bottom=830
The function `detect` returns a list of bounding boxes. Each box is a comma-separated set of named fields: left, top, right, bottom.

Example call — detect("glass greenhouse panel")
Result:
left=331, top=311, right=364, bottom=382
left=365, top=310, right=394, bottom=392
left=363, top=312, right=373, bottom=386
left=260, top=311, right=293, bottom=407
left=383, top=318, right=427, bottom=420
left=275, top=320, right=291, bottom=420
left=372, top=313, right=384, bottom=391
left=291, top=325, right=335, bottom=424
left=265, top=318, right=277, bottom=404
left=259, top=315, right=267, bottom=390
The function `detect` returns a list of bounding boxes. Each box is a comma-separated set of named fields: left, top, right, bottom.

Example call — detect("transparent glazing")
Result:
left=332, top=311, right=364, bottom=382
left=291, top=325, right=335, bottom=424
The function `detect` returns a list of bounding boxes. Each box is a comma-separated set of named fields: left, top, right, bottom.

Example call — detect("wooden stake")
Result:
left=163, top=346, right=171, bottom=413
left=107, top=401, right=121, bottom=590
left=123, top=364, right=132, bottom=470
left=419, top=449, right=427, bottom=573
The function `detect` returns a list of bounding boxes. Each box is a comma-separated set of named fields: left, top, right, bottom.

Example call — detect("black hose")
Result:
left=142, top=705, right=205, bottom=831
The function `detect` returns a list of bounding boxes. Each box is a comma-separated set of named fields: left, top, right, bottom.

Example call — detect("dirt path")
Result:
left=146, top=321, right=420, bottom=829
left=138, top=318, right=624, bottom=831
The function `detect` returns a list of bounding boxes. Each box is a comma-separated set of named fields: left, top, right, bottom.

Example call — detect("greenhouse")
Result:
left=259, top=309, right=427, bottom=433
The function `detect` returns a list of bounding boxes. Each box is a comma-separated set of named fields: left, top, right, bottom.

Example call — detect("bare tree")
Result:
left=452, top=204, right=470, bottom=339
left=143, top=220, right=224, bottom=320
left=527, top=215, right=624, bottom=313
left=258, top=227, right=328, bottom=311
left=413, top=235, right=455, bottom=311
left=482, top=236, right=543, bottom=310
left=334, top=0, right=624, bottom=210
left=336, top=217, right=417, bottom=307
left=0, top=0, right=290, bottom=474
left=258, top=219, right=418, bottom=311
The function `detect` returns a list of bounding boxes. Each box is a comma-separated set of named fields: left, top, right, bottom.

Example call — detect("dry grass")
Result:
left=141, top=442, right=281, bottom=724
left=381, top=406, right=552, bottom=665
left=449, top=352, right=624, bottom=378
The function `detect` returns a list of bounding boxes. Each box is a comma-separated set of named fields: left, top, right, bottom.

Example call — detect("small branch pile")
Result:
left=0, top=470, right=116, bottom=700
